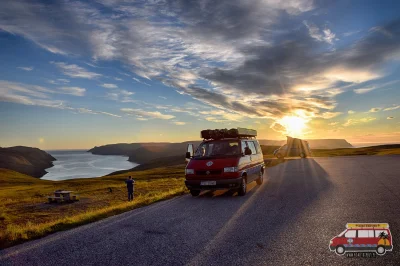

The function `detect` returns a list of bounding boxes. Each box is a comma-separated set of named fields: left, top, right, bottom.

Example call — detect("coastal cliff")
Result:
left=0, top=146, right=56, bottom=178
left=88, top=141, right=202, bottom=164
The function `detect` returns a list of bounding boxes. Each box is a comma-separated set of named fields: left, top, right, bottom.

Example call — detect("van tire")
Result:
left=376, top=245, right=386, bottom=255
left=190, top=190, right=201, bottom=197
left=256, top=169, right=263, bottom=185
left=336, top=245, right=345, bottom=255
left=300, top=152, right=306, bottom=158
left=238, top=177, right=247, bottom=196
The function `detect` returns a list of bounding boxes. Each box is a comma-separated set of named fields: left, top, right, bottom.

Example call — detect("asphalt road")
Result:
left=1, top=156, right=400, bottom=266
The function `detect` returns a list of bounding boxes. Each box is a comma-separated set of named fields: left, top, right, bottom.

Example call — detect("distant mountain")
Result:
left=258, top=139, right=353, bottom=149
left=0, top=146, right=56, bottom=178
left=305, top=139, right=353, bottom=149
left=88, top=141, right=202, bottom=164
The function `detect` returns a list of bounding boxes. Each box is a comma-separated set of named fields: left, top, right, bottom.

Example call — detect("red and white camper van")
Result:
left=329, top=223, right=393, bottom=255
left=184, top=128, right=265, bottom=196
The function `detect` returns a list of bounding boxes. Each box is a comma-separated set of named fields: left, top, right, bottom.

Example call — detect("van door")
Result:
left=246, top=141, right=258, bottom=182
left=344, top=229, right=357, bottom=251
left=240, top=140, right=252, bottom=179
left=355, top=229, right=375, bottom=250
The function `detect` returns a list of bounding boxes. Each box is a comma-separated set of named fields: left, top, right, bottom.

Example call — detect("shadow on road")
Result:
left=188, top=158, right=333, bottom=265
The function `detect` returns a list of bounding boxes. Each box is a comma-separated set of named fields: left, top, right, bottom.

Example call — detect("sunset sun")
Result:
left=279, top=116, right=308, bottom=137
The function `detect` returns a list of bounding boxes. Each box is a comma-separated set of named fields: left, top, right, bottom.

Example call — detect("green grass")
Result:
left=311, top=144, right=400, bottom=157
left=0, top=166, right=186, bottom=248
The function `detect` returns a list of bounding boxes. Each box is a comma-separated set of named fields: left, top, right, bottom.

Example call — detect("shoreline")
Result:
left=41, top=151, right=139, bottom=181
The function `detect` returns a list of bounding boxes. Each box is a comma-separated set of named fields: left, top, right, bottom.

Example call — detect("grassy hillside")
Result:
left=0, top=146, right=56, bottom=178
left=311, top=144, right=400, bottom=157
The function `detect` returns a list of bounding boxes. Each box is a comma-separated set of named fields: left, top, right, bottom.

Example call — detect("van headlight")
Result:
left=224, top=167, right=238, bottom=172
left=186, top=169, right=194, bottom=174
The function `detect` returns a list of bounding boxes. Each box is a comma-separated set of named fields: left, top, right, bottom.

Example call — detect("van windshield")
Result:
left=338, top=229, right=347, bottom=237
left=194, top=140, right=241, bottom=158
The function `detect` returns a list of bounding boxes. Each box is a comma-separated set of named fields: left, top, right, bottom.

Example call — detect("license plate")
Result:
left=201, top=181, right=216, bottom=186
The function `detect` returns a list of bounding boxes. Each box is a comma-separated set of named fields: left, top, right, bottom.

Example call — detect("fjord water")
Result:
left=42, top=150, right=138, bottom=181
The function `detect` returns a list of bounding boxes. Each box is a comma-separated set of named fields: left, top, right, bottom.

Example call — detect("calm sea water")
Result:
left=42, top=150, right=138, bottom=181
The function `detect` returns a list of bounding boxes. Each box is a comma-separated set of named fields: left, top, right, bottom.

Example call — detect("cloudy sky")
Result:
left=0, top=0, right=399, bottom=149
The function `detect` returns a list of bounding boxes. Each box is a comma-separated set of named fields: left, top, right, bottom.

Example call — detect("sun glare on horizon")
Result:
left=279, top=116, right=308, bottom=138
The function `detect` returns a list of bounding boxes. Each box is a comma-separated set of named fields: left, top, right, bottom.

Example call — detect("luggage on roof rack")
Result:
left=200, top=128, right=257, bottom=140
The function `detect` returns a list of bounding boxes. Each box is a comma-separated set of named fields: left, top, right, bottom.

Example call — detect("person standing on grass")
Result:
left=125, top=176, right=135, bottom=201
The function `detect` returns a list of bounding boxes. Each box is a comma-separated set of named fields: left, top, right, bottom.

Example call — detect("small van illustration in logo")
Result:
left=329, top=223, right=393, bottom=256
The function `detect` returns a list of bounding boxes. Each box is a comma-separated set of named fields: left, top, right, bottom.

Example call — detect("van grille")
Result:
left=196, top=169, right=222, bottom=175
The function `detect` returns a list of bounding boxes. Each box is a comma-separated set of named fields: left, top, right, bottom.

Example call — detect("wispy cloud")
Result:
left=343, top=30, right=361, bottom=37
left=387, top=116, right=395, bottom=120
left=121, top=108, right=175, bottom=120
left=320, top=112, right=342, bottom=119
left=348, top=110, right=355, bottom=114
left=354, top=87, right=376, bottom=94
left=101, top=83, right=118, bottom=89
left=132, top=77, right=151, bottom=86
left=58, top=87, right=86, bottom=96
left=17, top=66, right=33, bottom=71
left=47, top=79, right=70, bottom=85
left=51, top=62, right=102, bottom=79
left=303, top=21, right=336, bottom=44
left=343, top=117, right=376, bottom=126
left=173, top=121, right=186, bottom=125
left=104, top=87, right=135, bottom=102
left=384, top=105, right=400, bottom=111
left=76, top=108, right=121, bottom=117
left=0, top=80, right=118, bottom=118
left=369, top=107, right=381, bottom=112
left=354, top=80, right=400, bottom=94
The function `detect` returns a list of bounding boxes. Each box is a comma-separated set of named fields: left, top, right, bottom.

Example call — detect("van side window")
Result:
left=247, top=141, right=257, bottom=155
left=253, top=141, right=261, bottom=154
left=375, top=230, right=386, bottom=237
left=241, top=141, right=248, bottom=154
left=345, top=230, right=356, bottom=238
left=358, top=230, right=369, bottom=238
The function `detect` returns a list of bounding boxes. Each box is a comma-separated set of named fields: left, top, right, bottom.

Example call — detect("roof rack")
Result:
left=201, top=127, right=257, bottom=140
left=346, top=223, right=389, bottom=229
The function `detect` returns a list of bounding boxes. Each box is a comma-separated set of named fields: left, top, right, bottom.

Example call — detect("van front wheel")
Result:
left=238, top=177, right=247, bottom=196
left=190, top=190, right=200, bottom=197
left=336, top=245, right=345, bottom=255
left=376, top=246, right=386, bottom=255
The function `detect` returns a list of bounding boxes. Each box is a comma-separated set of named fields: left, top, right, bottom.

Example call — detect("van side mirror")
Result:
left=244, top=147, right=252, bottom=155
left=186, top=144, right=194, bottom=162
